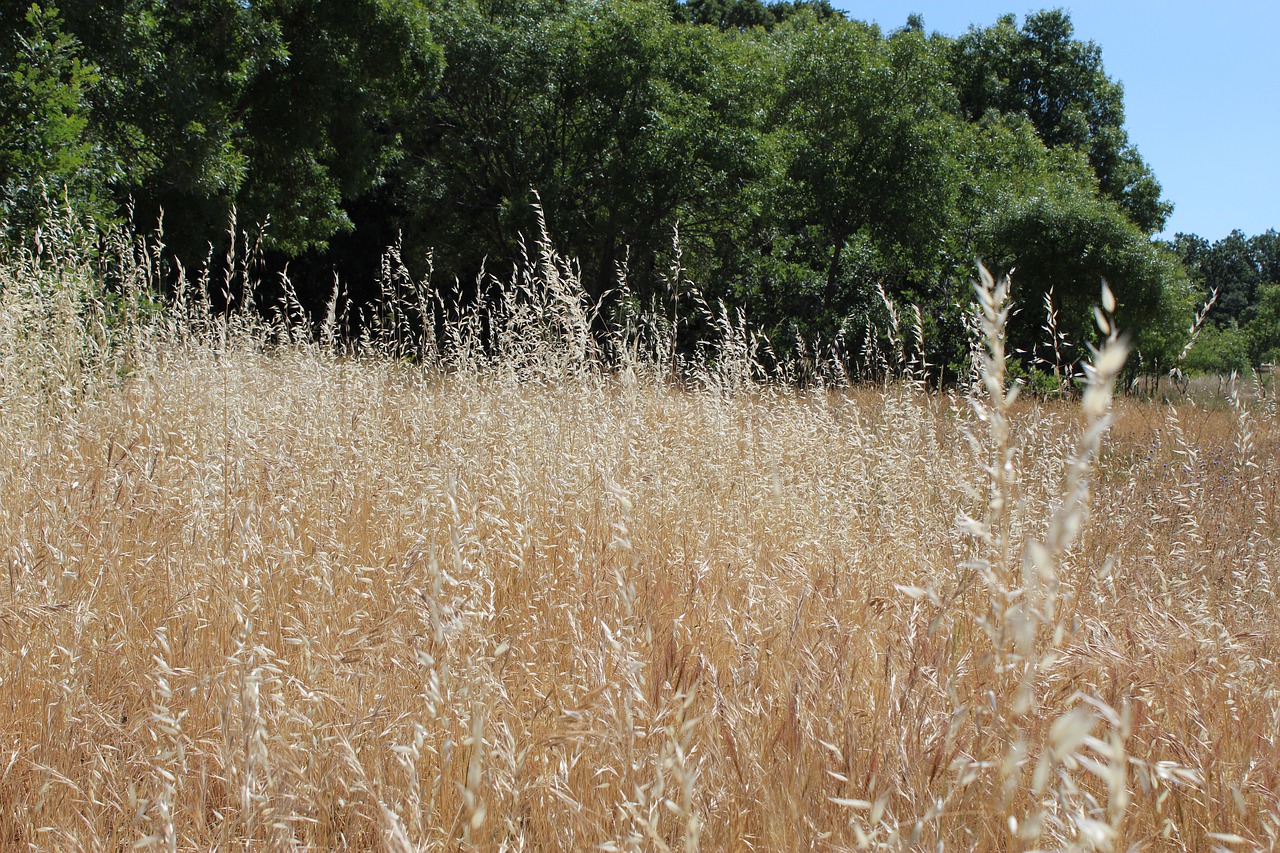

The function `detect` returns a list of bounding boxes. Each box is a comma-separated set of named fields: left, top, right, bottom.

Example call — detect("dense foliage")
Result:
left=1169, top=229, right=1280, bottom=371
left=1, top=0, right=1270, bottom=376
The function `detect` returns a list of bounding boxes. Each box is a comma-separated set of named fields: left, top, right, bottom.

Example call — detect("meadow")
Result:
left=0, top=227, right=1277, bottom=850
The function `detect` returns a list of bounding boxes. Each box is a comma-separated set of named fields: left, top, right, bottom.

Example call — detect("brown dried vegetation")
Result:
left=0, top=226, right=1277, bottom=850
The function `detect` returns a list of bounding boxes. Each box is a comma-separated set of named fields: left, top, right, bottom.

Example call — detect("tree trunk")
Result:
left=825, top=230, right=848, bottom=309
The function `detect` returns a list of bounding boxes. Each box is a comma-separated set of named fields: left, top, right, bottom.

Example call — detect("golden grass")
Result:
left=0, top=235, right=1277, bottom=850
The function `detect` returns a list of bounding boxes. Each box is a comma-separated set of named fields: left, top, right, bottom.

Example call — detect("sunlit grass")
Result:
left=0, top=225, right=1277, bottom=850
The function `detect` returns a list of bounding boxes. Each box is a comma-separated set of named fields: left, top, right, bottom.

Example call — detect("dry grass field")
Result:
left=0, top=231, right=1277, bottom=850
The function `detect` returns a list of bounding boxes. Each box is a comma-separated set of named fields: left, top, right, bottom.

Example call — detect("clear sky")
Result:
left=834, top=2, right=1279, bottom=242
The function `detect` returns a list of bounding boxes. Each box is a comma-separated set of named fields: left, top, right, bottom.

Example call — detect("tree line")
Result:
left=1169, top=230, right=1280, bottom=371
left=2, top=0, right=1275, bottom=377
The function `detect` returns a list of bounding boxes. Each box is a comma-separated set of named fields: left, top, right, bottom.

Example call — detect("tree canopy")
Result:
left=2, top=0, right=1243, bottom=379
left=1170, top=228, right=1280, bottom=370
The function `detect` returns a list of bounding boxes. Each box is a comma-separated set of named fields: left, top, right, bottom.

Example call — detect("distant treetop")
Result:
left=670, top=0, right=841, bottom=31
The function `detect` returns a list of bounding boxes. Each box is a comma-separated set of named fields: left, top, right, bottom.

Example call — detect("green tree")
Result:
left=0, top=3, right=113, bottom=239
left=1166, top=230, right=1280, bottom=371
left=1169, top=229, right=1270, bottom=327
left=54, top=0, right=440, bottom=266
left=237, top=0, right=442, bottom=257
left=401, top=0, right=770, bottom=306
left=977, top=181, right=1188, bottom=370
left=671, top=0, right=838, bottom=31
left=674, top=0, right=772, bottom=30
left=1245, top=282, right=1280, bottom=366
left=771, top=16, right=958, bottom=329
left=951, top=10, right=1169, bottom=233
left=57, top=0, right=274, bottom=254
left=1181, top=323, right=1251, bottom=375
left=1253, top=230, right=1280, bottom=284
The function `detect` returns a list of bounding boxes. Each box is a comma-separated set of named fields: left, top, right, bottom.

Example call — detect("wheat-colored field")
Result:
left=0, top=235, right=1277, bottom=850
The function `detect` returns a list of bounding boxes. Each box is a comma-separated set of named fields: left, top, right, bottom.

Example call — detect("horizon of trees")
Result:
left=1169, top=229, right=1280, bottom=371
left=2, top=0, right=1275, bottom=377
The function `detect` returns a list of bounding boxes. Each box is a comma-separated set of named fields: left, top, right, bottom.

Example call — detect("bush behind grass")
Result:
left=0, top=221, right=1278, bottom=849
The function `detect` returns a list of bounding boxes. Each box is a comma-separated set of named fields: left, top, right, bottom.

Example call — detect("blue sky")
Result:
left=835, top=2, right=1279, bottom=242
